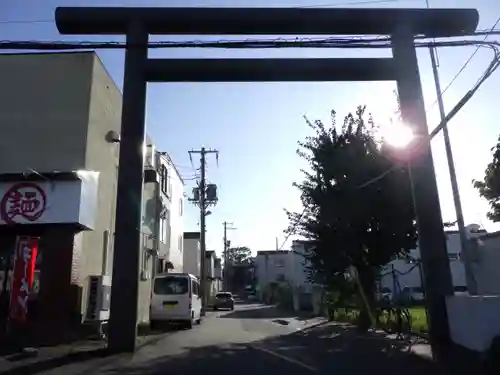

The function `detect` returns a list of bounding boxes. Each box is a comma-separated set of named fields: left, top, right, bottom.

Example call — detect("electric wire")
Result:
left=431, top=15, right=500, bottom=108
left=0, top=31, right=496, bottom=248
left=283, top=40, right=500, bottom=243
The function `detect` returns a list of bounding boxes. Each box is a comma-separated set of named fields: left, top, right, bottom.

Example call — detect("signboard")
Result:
left=0, top=172, right=99, bottom=229
left=9, top=236, right=38, bottom=322
left=0, top=182, right=47, bottom=225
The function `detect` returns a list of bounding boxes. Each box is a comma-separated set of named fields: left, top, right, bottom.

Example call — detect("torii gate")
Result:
left=55, top=6, right=478, bottom=357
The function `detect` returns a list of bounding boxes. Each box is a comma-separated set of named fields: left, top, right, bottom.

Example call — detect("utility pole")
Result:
left=188, top=147, right=219, bottom=315
left=427, top=42, right=476, bottom=295
left=222, top=221, right=236, bottom=291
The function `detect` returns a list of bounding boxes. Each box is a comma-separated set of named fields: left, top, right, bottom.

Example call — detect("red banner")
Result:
left=9, top=236, right=39, bottom=322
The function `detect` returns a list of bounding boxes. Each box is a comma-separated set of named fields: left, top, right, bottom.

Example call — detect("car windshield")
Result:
left=154, top=276, right=189, bottom=295
left=216, top=293, right=232, bottom=299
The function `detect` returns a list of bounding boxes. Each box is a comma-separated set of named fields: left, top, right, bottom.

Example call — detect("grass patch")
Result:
left=330, top=306, right=428, bottom=333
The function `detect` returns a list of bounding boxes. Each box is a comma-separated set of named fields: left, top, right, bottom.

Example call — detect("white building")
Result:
left=380, top=229, right=490, bottom=294
left=155, top=152, right=185, bottom=273
left=255, top=250, right=291, bottom=293
left=183, top=231, right=201, bottom=277
left=255, top=241, right=315, bottom=292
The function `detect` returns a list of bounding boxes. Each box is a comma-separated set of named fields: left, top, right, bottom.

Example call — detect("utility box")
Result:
left=86, top=275, right=111, bottom=321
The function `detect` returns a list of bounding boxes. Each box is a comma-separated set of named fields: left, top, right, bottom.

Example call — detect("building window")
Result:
left=160, top=165, right=169, bottom=196
left=179, top=198, right=183, bottom=216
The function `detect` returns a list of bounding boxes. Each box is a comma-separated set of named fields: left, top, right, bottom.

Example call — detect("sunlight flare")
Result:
left=382, top=121, right=415, bottom=148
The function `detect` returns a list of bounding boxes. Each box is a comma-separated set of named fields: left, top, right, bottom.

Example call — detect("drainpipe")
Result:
left=153, top=182, right=161, bottom=276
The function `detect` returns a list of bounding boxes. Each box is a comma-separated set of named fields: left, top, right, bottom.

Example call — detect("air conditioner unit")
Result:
left=86, top=275, right=112, bottom=322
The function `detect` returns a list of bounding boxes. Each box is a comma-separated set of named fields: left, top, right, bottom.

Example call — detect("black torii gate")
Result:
left=55, top=6, right=478, bottom=357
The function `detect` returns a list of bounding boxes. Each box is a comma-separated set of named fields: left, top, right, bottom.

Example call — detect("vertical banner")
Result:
left=9, top=236, right=39, bottom=323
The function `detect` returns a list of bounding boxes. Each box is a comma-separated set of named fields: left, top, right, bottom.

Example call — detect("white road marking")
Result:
left=248, top=344, right=318, bottom=372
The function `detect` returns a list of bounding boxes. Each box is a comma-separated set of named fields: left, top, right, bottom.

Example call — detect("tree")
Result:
left=473, top=135, right=500, bottom=222
left=286, top=106, right=417, bottom=328
left=226, top=246, right=251, bottom=265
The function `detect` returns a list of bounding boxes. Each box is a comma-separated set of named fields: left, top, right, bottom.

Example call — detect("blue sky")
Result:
left=2, top=0, right=499, bottom=256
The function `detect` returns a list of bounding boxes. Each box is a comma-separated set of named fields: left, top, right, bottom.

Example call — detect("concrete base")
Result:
left=447, top=294, right=500, bottom=353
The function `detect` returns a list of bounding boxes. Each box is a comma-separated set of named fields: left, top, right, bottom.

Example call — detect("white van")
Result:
left=150, top=273, right=202, bottom=329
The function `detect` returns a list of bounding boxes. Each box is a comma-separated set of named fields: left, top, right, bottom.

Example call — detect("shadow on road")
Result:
left=0, top=325, right=172, bottom=375
left=98, top=323, right=477, bottom=375
left=103, top=342, right=306, bottom=375
left=218, top=304, right=315, bottom=321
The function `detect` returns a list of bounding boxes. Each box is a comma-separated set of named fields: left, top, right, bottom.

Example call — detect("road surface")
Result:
left=36, top=301, right=474, bottom=375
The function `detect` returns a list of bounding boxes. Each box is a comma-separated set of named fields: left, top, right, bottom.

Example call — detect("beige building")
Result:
left=0, top=52, right=184, bottom=344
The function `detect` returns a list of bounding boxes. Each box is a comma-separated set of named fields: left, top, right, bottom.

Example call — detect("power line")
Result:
left=431, top=15, right=500, bottom=107
left=0, top=19, right=52, bottom=25
left=1, top=32, right=499, bottom=51
left=285, top=39, right=500, bottom=240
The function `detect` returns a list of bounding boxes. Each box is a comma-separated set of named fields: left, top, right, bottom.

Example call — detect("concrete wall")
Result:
left=255, top=251, right=294, bottom=295
left=80, top=53, right=122, bottom=321
left=183, top=237, right=200, bottom=277
left=473, top=233, right=500, bottom=295
left=0, top=52, right=91, bottom=173
left=447, top=294, right=500, bottom=352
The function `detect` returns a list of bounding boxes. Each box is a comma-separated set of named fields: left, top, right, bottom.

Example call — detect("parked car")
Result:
left=213, top=292, right=235, bottom=310
left=150, top=273, right=202, bottom=329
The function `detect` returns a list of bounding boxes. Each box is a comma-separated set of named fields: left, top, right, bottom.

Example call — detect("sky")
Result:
left=1, top=0, right=500, bottom=257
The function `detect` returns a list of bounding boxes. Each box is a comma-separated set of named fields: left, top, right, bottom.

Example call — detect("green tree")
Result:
left=473, top=135, right=500, bottom=221
left=227, top=246, right=252, bottom=265
left=286, top=106, right=417, bottom=328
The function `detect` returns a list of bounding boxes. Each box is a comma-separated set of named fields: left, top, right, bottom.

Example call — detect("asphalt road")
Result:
left=94, top=302, right=455, bottom=375
left=34, top=301, right=482, bottom=375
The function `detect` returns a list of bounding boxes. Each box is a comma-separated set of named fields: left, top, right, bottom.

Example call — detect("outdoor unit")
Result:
left=86, top=275, right=112, bottom=321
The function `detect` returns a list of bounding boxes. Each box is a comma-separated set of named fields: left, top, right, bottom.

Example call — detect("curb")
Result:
left=297, top=319, right=331, bottom=332
left=0, top=331, right=171, bottom=375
